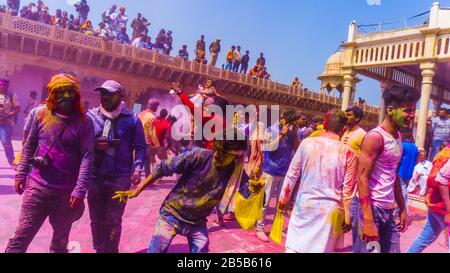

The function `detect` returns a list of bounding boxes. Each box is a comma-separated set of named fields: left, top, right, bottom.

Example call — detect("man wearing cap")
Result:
left=0, top=78, right=20, bottom=168
left=139, top=98, right=160, bottom=177
left=6, top=74, right=94, bottom=253
left=87, top=80, right=146, bottom=253
left=209, top=38, right=221, bottom=67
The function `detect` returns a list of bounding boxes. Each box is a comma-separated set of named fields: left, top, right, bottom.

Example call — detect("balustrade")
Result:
left=0, top=13, right=379, bottom=114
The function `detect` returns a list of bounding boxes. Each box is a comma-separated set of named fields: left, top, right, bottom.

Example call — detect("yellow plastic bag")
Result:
left=269, top=210, right=285, bottom=244
left=233, top=188, right=264, bottom=230
left=13, top=149, right=22, bottom=165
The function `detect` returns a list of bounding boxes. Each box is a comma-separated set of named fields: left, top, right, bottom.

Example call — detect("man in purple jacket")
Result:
left=5, top=74, right=94, bottom=253
left=87, top=80, right=146, bottom=253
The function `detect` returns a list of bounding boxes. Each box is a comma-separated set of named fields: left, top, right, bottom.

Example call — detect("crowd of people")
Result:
left=2, top=1, right=450, bottom=255
left=1, top=71, right=450, bottom=254
left=0, top=1, right=271, bottom=78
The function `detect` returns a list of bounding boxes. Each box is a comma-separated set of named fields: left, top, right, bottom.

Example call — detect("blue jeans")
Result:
left=407, top=210, right=447, bottom=253
left=429, top=139, right=444, bottom=162
left=256, top=173, right=284, bottom=231
left=350, top=197, right=367, bottom=253
left=0, top=124, right=15, bottom=164
left=225, top=61, right=233, bottom=70
left=148, top=210, right=209, bottom=253
left=350, top=199, right=400, bottom=253
left=400, top=177, right=410, bottom=215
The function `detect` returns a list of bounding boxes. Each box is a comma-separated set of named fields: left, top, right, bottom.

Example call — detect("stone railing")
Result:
left=351, top=24, right=450, bottom=69
left=436, top=32, right=450, bottom=58
left=353, top=36, right=427, bottom=68
left=0, top=12, right=380, bottom=114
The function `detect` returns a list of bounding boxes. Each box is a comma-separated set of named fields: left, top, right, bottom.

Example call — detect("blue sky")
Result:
left=5, top=0, right=450, bottom=107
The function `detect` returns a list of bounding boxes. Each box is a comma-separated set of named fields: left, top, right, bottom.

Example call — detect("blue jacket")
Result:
left=88, top=106, right=146, bottom=177
left=116, top=32, right=130, bottom=44
left=398, top=141, right=419, bottom=179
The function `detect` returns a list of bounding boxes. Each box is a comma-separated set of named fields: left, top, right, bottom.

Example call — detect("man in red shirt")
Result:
left=171, top=79, right=228, bottom=150
left=149, top=109, right=171, bottom=162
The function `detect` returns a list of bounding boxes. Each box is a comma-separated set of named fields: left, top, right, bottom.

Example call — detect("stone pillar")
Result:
left=341, top=71, right=355, bottom=111
left=378, top=81, right=390, bottom=124
left=416, top=63, right=436, bottom=149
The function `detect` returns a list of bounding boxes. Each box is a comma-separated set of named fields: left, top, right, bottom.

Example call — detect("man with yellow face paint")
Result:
left=355, top=86, right=420, bottom=253
left=6, top=74, right=94, bottom=253
left=113, top=129, right=246, bottom=253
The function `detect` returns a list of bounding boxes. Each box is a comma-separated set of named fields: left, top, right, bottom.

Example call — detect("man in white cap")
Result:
left=87, top=80, right=146, bottom=253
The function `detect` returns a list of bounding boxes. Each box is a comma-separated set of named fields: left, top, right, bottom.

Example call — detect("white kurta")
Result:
left=279, top=133, right=357, bottom=253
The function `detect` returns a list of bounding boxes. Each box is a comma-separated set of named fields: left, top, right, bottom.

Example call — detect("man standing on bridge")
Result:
left=209, top=38, right=221, bottom=67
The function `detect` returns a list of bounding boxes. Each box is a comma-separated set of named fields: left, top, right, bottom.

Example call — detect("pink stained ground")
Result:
left=0, top=141, right=447, bottom=253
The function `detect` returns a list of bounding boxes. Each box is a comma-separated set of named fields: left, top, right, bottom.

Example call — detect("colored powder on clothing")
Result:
left=194, top=194, right=217, bottom=208
left=328, top=209, right=344, bottom=237
left=280, top=184, right=291, bottom=205
left=41, top=111, right=61, bottom=130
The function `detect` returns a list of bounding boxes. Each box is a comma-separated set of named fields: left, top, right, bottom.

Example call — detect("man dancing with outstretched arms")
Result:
left=113, top=129, right=246, bottom=253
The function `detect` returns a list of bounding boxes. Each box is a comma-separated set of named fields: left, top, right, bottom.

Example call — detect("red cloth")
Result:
left=150, top=116, right=172, bottom=147
left=176, top=92, right=225, bottom=150
left=425, top=146, right=450, bottom=215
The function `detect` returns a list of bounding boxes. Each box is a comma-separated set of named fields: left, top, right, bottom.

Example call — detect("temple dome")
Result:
left=319, top=50, right=344, bottom=78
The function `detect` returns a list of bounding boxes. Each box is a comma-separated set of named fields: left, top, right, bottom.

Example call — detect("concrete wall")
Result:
left=7, top=65, right=49, bottom=139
